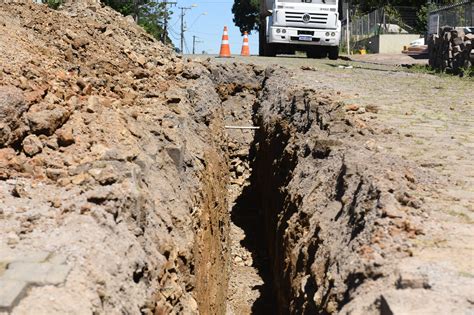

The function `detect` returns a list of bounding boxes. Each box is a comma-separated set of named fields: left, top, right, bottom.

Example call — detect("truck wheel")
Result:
left=259, top=21, right=265, bottom=56
left=307, top=47, right=325, bottom=59
left=264, top=43, right=277, bottom=57
left=328, top=46, right=339, bottom=60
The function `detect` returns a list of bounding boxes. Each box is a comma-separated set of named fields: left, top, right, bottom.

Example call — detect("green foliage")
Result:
left=44, top=0, right=63, bottom=10
left=102, top=0, right=171, bottom=42
left=232, top=0, right=260, bottom=35
left=414, top=3, right=437, bottom=33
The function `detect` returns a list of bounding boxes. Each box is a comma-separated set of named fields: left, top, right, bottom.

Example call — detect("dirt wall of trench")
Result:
left=0, top=3, right=239, bottom=314
left=0, top=3, right=448, bottom=314
left=246, top=68, right=427, bottom=314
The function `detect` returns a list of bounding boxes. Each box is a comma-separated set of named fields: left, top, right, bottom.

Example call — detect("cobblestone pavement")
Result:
left=0, top=246, right=70, bottom=313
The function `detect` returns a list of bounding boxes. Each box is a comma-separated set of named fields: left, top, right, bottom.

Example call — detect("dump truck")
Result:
left=259, top=0, right=342, bottom=59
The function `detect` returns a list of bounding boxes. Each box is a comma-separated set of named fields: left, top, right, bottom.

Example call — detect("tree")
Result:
left=102, top=0, right=172, bottom=43
left=232, top=0, right=260, bottom=35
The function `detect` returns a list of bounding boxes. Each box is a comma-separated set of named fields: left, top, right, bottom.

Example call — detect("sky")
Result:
left=167, top=0, right=259, bottom=55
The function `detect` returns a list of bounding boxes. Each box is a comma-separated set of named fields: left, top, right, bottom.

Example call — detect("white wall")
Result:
left=378, top=34, right=422, bottom=53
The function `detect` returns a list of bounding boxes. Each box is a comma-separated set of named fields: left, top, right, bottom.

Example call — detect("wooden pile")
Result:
left=428, top=26, right=474, bottom=74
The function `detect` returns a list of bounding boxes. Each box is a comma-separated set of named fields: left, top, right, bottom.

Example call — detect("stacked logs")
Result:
left=428, top=26, right=474, bottom=75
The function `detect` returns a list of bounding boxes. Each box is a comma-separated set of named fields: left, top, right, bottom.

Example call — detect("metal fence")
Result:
left=428, top=0, right=474, bottom=34
left=347, top=7, right=417, bottom=40
left=341, top=6, right=418, bottom=52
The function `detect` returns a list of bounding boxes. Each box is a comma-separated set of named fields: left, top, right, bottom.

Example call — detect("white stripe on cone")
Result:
left=222, top=40, right=229, bottom=44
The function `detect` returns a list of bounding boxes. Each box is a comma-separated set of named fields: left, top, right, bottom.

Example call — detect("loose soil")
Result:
left=0, top=2, right=473, bottom=315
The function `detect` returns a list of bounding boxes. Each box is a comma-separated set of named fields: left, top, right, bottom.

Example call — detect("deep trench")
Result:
left=224, top=84, right=297, bottom=314
left=228, top=119, right=298, bottom=314
left=209, top=66, right=387, bottom=314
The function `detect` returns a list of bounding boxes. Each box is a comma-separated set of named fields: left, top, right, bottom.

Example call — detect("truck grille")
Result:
left=285, top=11, right=328, bottom=25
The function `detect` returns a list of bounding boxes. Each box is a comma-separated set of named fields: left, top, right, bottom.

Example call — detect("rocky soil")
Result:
left=0, top=2, right=472, bottom=315
left=0, top=2, right=234, bottom=313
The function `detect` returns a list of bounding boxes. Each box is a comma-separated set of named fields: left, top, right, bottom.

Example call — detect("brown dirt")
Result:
left=1, top=2, right=473, bottom=315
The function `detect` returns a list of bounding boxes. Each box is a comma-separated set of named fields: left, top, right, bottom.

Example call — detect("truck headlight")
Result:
left=331, top=32, right=336, bottom=37
left=282, top=29, right=286, bottom=34
left=325, top=32, right=330, bottom=36
left=276, top=29, right=281, bottom=33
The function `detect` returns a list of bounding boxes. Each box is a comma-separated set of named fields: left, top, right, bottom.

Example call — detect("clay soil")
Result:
left=0, top=2, right=473, bottom=315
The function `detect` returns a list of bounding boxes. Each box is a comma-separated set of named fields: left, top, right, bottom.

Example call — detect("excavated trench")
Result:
left=193, top=64, right=413, bottom=314
left=0, top=4, right=447, bottom=313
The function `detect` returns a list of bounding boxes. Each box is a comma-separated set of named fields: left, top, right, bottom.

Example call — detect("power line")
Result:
left=184, top=39, right=190, bottom=54
left=188, top=30, right=220, bottom=36
left=179, top=5, right=195, bottom=53
left=161, top=1, right=177, bottom=45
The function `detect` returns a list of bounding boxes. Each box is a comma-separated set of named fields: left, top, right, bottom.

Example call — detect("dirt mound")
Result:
left=0, top=2, right=228, bottom=314
left=1, top=2, right=472, bottom=315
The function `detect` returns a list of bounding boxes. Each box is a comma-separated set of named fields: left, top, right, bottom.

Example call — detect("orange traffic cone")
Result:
left=219, top=26, right=231, bottom=58
left=241, top=31, right=250, bottom=56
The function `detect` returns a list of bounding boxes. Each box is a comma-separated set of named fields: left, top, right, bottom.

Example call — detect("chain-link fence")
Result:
left=350, top=7, right=415, bottom=40
left=341, top=6, right=418, bottom=52
left=428, top=1, right=474, bottom=35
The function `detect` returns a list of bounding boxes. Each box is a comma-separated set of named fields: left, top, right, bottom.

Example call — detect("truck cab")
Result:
left=260, top=0, right=341, bottom=59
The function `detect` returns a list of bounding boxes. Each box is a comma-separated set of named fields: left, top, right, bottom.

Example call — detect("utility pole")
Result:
left=162, top=0, right=177, bottom=45
left=192, top=35, right=203, bottom=54
left=346, top=1, right=351, bottom=55
left=179, top=5, right=196, bottom=54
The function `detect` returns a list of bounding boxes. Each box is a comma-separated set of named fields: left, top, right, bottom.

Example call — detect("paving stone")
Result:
left=47, top=254, right=68, bottom=265
left=0, top=246, right=50, bottom=264
left=45, top=264, right=71, bottom=285
left=2, top=261, right=71, bottom=286
left=0, top=279, right=29, bottom=312
left=2, top=262, right=51, bottom=284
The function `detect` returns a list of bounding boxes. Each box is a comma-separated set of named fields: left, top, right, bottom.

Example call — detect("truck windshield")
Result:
left=278, top=0, right=336, bottom=4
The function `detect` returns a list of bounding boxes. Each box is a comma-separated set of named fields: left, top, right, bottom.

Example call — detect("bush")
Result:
left=45, top=0, right=63, bottom=10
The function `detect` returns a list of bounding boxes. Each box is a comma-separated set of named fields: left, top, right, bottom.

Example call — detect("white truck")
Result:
left=259, top=0, right=342, bottom=59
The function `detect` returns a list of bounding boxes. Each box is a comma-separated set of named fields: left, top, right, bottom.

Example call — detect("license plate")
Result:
left=298, top=36, right=312, bottom=42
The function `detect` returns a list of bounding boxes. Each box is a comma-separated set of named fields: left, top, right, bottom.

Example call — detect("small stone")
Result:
left=46, top=168, right=67, bottom=181
left=71, top=173, right=88, bottom=185
left=357, top=107, right=366, bottom=114
left=89, top=166, right=118, bottom=185
left=50, top=198, right=62, bottom=208
left=83, top=84, right=93, bottom=95
left=64, top=47, right=74, bottom=62
left=45, top=136, right=59, bottom=150
left=0, top=122, right=11, bottom=146
left=382, top=207, right=404, bottom=219
left=236, top=165, right=245, bottom=175
left=22, top=134, right=43, bottom=156
left=87, top=95, right=100, bottom=112
left=404, top=171, right=416, bottom=183
left=6, top=232, right=19, bottom=246
left=166, top=146, right=184, bottom=170
left=72, top=37, right=89, bottom=50
left=136, top=54, right=147, bottom=66
left=27, top=108, right=69, bottom=136
left=345, top=104, right=359, bottom=111
left=57, top=127, right=75, bottom=146
left=366, top=104, right=379, bottom=113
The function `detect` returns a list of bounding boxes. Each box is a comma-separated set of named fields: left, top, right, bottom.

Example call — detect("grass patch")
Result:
left=405, top=64, right=474, bottom=81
